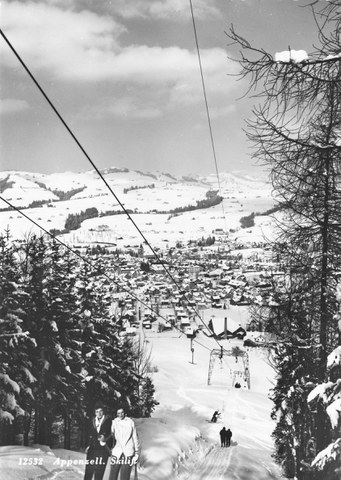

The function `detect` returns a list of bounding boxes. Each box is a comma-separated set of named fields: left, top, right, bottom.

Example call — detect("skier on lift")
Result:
left=211, top=410, right=220, bottom=423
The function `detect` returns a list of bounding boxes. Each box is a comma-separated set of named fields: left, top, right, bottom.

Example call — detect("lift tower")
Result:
left=207, top=348, right=250, bottom=389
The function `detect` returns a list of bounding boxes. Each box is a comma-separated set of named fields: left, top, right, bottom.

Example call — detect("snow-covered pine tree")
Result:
left=135, top=376, right=158, bottom=418
left=42, top=239, right=84, bottom=448
left=306, top=283, right=341, bottom=479
left=75, top=258, right=140, bottom=418
left=18, top=234, right=50, bottom=444
left=0, top=232, right=36, bottom=445
left=0, top=232, right=157, bottom=449
left=306, top=346, right=341, bottom=478
left=124, top=310, right=158, bottom=417
left=270, top=339, right=319, bottom=479
left=20, top=235, right=83, bottom=446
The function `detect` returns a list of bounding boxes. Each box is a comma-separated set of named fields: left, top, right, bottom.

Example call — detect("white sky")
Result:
left=0, top=0, right=321, bottom=176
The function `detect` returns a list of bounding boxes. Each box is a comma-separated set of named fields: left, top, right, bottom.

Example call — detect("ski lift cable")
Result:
left=0, top=195, right=212, bottom=353
left=0, top=28, right=223, bottom=350
left=188, top=0, right=228, bottom=233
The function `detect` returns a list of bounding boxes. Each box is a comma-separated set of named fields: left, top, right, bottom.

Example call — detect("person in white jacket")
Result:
left=109, top=407, right=139, bottom=480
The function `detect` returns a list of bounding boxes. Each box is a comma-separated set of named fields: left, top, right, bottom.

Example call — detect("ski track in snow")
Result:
left=187, top=446, right=233, bottom=480
left=176, top=387, right=227, bottom=407
left=46, top=469, right=81, bottom=479
left=179, top=385, right=280, bottom=480
left=0, top=337, right=284, bottom=480
left=187, top=444, right=279, bottom=480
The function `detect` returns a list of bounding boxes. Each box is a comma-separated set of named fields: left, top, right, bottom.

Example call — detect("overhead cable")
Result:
left=0, top=27, right=222, bottom=349
left=0, top=195, right=212, bottom=353
left=188, top=0, right=228, bottom=233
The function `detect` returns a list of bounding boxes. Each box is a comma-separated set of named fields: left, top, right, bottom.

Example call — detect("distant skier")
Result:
left=226, top=428, right=232, bottom=447
left=219, top=427, right=226, bottom=447
left=211, top=410, right=220, bottom=423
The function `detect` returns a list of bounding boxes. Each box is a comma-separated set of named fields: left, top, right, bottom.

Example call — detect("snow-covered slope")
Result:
left=0, top=167, right=274, bottom=246
left=137, top=333, right=283, bottom=480
left=0, top=168, right=271, bottom=207
left=0, top=333, right=283, bottom=480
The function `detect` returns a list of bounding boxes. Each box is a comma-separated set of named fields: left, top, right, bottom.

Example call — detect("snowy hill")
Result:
left=0, top=167, right=274, bottom=247
left=0, top=333, right=284, bottom=480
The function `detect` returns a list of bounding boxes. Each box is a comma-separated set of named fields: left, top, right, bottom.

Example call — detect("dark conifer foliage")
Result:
left=0, top=234, right=157, bottom=449
left=136, top=377, right=158, bottom=418
left=75, top=259, right=139, bottom=416
left=0, top=232, right=36, bottom=445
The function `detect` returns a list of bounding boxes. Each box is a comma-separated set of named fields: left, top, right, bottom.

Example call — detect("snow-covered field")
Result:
left=0, top=167, right=282, bottom=479
left=0, top=332, right=284, bottom=480
left=0, top=168, right=275, bottom=248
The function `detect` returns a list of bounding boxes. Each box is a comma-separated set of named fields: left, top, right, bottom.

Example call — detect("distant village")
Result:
left=75, top=230, right=283, bottom=345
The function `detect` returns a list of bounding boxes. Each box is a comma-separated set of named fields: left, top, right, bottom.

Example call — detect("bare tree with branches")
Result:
left=227, top=1, right=341, bottom=478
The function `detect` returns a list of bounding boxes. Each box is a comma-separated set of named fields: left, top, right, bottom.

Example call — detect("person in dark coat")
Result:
left=84, top=403, right=112, bottom=480
left=211, top=410, right=220, bottom=423
left=225, top=428, right=232, bottom=447
left=219, top=427, right=227, bottom=447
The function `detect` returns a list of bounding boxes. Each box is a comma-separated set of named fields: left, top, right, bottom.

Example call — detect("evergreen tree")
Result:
left=42, top=239, right=83, bottom=448
left=0, top=233, right=157, bottom=449
left=306, top=345, right=341, bottom=479
left=130, top=336, right=158, bottom=417
left=75, top=260, right=140, bottom=417
left=137, top=377, right=158, bottom=418
left=20, top=235, right=83, bottom=446
left=306, top=282, right=341, bottom=479
left=0, top=233, right=36, bottom=445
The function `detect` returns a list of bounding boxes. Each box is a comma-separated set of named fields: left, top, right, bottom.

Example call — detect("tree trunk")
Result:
left=64, top=411, right=71, bottom=450
left=24, top=408, right=32, bottom=446
left=319, top=150, right=331, bottom=373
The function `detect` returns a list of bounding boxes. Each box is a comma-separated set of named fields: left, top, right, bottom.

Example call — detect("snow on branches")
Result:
left=275, top=50, right=309, bottom=63
left=327, top=399, right=341, bottom=430
left=308, top=381, right=336, bottom=404
left=308, top=346, right=341, bottom=471
left=311, top=438, right=341, bottom=471
left=328, top=346, right=341, bottom=369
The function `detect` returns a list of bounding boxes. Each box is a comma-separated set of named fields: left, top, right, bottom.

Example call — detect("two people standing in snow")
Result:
left=219, top=427, right=232, bottom=447
left=84, top=404, right=139, bottom=480
left=225, top=428, right=232, bottom=446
